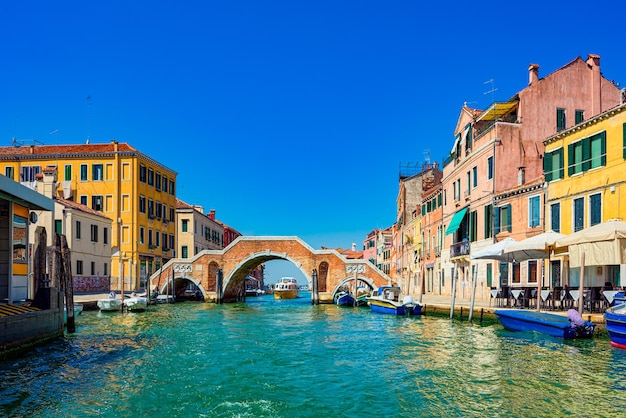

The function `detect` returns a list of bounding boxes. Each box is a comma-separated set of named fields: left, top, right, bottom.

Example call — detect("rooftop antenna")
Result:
left=484, top=79, right=497, bottom=104
left=86, top=95, right=92, bottom=144
left=423, top=148, right=431, bottom=166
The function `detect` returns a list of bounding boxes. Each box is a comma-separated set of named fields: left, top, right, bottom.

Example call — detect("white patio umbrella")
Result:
left=502, top=230, right=566, bottom=311
left=554, top=220, right=626, bottom=314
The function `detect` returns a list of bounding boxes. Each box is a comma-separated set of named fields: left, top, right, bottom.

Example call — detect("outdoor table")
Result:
left=603, top=290, right=619, bottom=306
left=490, top=289, right=500, bottom=307
left=541, top=290, right=552, bottom=309
left=511, top=289, right=523, bottom=307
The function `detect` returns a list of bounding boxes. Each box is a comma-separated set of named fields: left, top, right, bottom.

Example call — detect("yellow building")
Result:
left=0, top=141, right=177, bottom=291
left=544, top=102, right=626, bottom=287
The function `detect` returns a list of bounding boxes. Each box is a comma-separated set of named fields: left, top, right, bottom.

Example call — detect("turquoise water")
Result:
left=2, top=293, right=626, bottom=417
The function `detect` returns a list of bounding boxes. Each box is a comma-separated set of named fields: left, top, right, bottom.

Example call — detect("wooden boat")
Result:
left=97, top=292, right=122, bottom=312
left=494, top=309, right=595, bottom=339
left=124, top=294, right=148, bottom=312
left=604, top=302, right=626, bottom=349
left=334, top=291, right=356, bottom=306
left=366, top=286, right=422, bottom=316
left=273, top=277, right=300, bottom=300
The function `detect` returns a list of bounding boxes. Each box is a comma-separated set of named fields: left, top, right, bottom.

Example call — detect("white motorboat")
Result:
left=124, top=293, right=148, bottom=312
left=97, top=297, right=123, bottom=312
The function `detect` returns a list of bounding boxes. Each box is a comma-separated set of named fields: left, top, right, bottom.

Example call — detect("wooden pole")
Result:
left=469, top=264, right=478, bottom=322
left=50, top=234, right=61, bottom=289
left=32, top=226, right=47, bottom=292
left=537, top=259, right=544, bottom=312
left=578, top=252, right=585, bottom=314
left=60, top=235, right=75, bottom=333
left=450, top=265, right=457, bottom=319
left=216, top=269, right=223, bottom=304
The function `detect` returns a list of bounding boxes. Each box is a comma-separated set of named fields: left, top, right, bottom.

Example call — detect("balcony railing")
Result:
left=450, top=240, right=470, bottom=258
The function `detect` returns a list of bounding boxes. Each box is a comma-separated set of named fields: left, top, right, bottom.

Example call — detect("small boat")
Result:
left=604, top=302, right=626, bottom=349
left=124, top=294, right=148, bottom=312
left=97, top=292, right=122, bottom=312
left=367, top=286, right=422, bottom=315
left=274, top=277, right=300, bottom=300
left=334, top=291, right=356, bottom=306
left=64, top=303, right=84, bottom=324
left=494, top=309, right=595, bottom=339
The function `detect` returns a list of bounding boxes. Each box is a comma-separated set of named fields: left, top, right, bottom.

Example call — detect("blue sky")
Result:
left=2, top=1, right=626, bottom=282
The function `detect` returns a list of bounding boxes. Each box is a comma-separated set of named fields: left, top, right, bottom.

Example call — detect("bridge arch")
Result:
left=149, top=236, right=393, bottom=303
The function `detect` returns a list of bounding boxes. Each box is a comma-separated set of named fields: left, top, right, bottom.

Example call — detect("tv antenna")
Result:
left=86, top=95, right=92, bottom=144
left=484, top=79, right=497, bottom=103
left=423, top=149, right=431, bottom=165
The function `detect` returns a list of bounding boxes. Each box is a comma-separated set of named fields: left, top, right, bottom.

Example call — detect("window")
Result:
left=589, top=193, right=601, bottom=226
left=556, top=108, right=566, bottom=132
left=105, top=195, right=113, bottom=212
left=76, top=260, right=83, bottom=275
left=575, top=109, right=584, bottom=124
left=140, top=227, right=145, bottom=244
left=182, top=219, right=189, bottom=232
left=472, top=166, right=477, bottom=188
left=155, top=173, right=161, bottom=190
left=92, top=164, right=103, bottom=181
left=139, top=164, right=147, bottom=182
left=103, top=227, right=108, bottom=244
left=92, top=195, right=103, bottom=211
left=122, top=194, right=130, bottom=212
left=148, top=168, right=154, bottom=186
left=182, top=246, right=188, bottom=258
left=64, top=164, right=72, bottom=181
left=80, top=164, right=88, bottom=181
left=91, top=261, right=95, bottom=276
left=484, top=204, right=493, bottom=239
left=544, top=148, right=564, bottom=182
left=494, top=204, right=512, bottom=234
left=20, top=165, right=41, bottom=182
left=76, top=221, right=82, bottom=239
left=148, top=229, right=153, bottom=246
left=122, top=162, right=131, bottom=180
left=528, top=260, right=537, bottom=283
left=170, top=235, right=175, bottom=250
left=104, top=263, right=108, bottom=276
left=574, top=197, right=584, bottom=232
left=162, top=175, right=168, bottom=192
left=55, top=220, right=62, bottom=235
left=568, top=131, right=606, bottom=175
left=148, top=199, right=154, bottom=218
left=156, top=231, right=160, bottom=247
left=80, top=195, right=88, bottom=206
left=469, top=210, right=477, bottom=242
left=466, top=171, right=470, bottom=195
left=169, top=179, right=175, bottom=195
left=121, top=226, right=130, bottom=244
left=486, top=263, right=493, bottom=288
left=550, top=203, right=560, bottom=233
left=512, top=262, right=521, bottom=284
left=487, top=156, right=493, bottom=180
left=5, top=166, right=14, bottom=179
left=170, top=207, right=175, bottom=222
left=139, top=196, right=146, bottom=214
left=528, top=195, right=541, bottom=228
left=105, top=163, right=113, bottom=181
left=90, top=224, right=98, bottom=242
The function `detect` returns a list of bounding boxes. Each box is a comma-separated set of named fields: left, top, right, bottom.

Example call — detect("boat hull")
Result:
left=605, top=303, right=626, bottom=349
left=335, top=292, right=356, bottom=306
left=124, top=297, right=148, bottom=312
left=368, top=298, right=422, bottom=316
left=494, top=309, right=595, bottom=339
left=97, top=299, right=122, bottom=312
left=274, top=289, right=298, bottom=300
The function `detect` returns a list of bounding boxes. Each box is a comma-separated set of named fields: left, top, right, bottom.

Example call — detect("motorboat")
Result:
left=367, top=286, right=422, bottom=315
left=334, top=291, right=356, bottom=306
left=124, top=293, right=148, bottom=312
left=604, top=302, right=626, bottom=349
left=64, top=303, right=83, bottom=324
left=97, top=292, right=122, bottom=312
left=273, top=277, right=300, bottom=300
left=494, top=309, right=595, bottom=339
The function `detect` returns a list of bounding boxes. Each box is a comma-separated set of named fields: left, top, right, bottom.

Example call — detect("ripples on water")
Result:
left=2, top=294, right=626, bottom=417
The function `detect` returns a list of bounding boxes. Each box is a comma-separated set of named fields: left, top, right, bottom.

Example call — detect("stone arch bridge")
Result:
left=148, top=236, right=393, bottom=303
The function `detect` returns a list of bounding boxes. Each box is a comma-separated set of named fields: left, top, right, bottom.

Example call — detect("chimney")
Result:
left=209, top=209, right=216, bottom=220
left=41, top=165, right=58, bottom=199
left=111, top=140, right=119, bottom=152
left=528, top=64, right=540, bottom=85
left=352, top=242, right=356, bottom=251
left=586, top=54, right=601, bottom=116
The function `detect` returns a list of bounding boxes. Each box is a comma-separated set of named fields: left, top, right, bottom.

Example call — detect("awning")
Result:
left=446, top=208, right=467, bottom=236
left=475, top=101, right=517, bottom=122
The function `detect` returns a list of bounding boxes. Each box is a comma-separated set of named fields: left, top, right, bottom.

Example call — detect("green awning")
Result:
left=446, top=208, right=467, bottom=236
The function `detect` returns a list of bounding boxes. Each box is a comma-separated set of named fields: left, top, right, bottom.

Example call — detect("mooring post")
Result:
left=217, top=269, right=223, bottom=304
left=312, top=269, right=319, bottom=305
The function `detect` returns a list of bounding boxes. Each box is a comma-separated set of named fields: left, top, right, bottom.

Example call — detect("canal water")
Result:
left=2, top=293, right=626, bottom=417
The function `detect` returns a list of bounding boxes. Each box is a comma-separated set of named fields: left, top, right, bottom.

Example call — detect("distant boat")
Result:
left=494, top=309, right=595, bottom=339
left=367, top=286, right=422, bottom=315
left=274, top=277, right=299, bottom=300
left=605, top=302, right=626, bottom=349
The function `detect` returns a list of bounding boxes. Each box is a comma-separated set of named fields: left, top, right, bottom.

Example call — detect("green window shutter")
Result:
left=494, top=207, right=501, bottom=234
left=421, top=204, right=426, bottom=216
left=567, top=143, right=574, bottom=176
left=544, top=150, right=553, bottom=182
left=484, top=204, right=492, bottom=239
left=558, top=148, right=564, bottom=179
left=582, top=137, right=591, bottom=172
left=506, top=203, right=512, bottom=232
left=601, top=131, right=607, bottom=166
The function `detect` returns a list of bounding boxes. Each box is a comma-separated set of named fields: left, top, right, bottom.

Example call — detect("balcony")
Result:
left=450, top=240, right=470, bottom=258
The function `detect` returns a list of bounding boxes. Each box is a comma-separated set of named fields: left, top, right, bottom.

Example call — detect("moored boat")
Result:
left=274, top=277, right=300, bottom=300
left=97, top=292, right=122, bottom=312
left=494, top=309, right=595, bottom=339
left=367, top=286, right=422, bottom=315
left=605, top=302, right=626, bottom=349
left=334, top=291, right=356, bottom=306
left=124, top=293, right=148, bottom=312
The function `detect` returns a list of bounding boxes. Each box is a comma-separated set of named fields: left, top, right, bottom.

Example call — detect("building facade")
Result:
left=176, top=199, right=225, bottom=258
